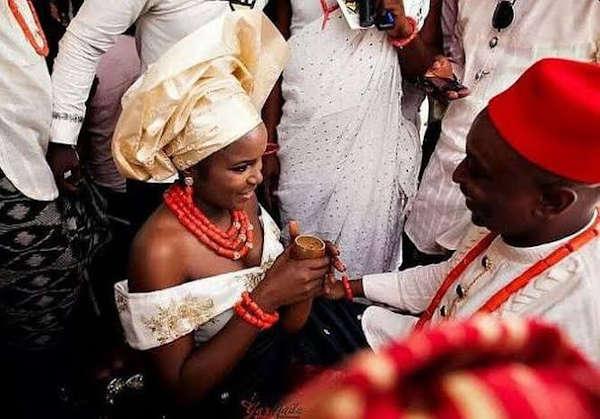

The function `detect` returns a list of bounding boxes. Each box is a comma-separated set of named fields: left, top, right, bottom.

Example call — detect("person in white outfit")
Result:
left=326, top=59, right=600, bottom=364
left=405, top=0, right=600, bottom=256
left=265, top=0, right=440, bottom=278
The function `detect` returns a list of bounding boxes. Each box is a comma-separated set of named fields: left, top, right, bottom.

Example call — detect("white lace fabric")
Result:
left=277, top=0, right=429, bottom=277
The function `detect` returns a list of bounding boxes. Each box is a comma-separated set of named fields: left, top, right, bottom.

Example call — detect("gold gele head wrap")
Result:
left=112, top=10, right=289, bottom=181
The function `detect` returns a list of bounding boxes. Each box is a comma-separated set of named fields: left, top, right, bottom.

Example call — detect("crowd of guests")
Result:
left=1, top=0, right=599, bottom=418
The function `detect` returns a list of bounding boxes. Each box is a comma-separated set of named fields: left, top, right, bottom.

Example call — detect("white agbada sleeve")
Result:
left=362, top=261, right=452, bottom=314
left=50, top=0, right=150, bottom=145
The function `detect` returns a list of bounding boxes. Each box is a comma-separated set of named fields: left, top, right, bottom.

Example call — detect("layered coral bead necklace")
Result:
left=164, top=184, right=254, bottom=260
left=414, top=211, right=600, bottom=331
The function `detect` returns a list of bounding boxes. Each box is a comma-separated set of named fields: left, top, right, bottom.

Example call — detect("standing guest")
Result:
left=289, top=316, right=600, bottom=419
left=405, top=0, right=600, bottom=257
left=326, top=59, right=600, bottom=362
left=78, top=33, right=141, bottom=334
left=48, top=0, right=268, bottom=231
left=113, top=12, right=366, bottom=417
left=0, top=1, right=107, bottom=417
left=264, top=0, right=442, bottom=277
left=82, top=35, right=140, bottom=198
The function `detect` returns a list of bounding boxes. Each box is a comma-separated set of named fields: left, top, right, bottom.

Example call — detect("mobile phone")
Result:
left=421, top=76, right=468, bottom=96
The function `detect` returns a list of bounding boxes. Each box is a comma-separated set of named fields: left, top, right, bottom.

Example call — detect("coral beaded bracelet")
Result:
left=234, top=292, right=279, bottom=330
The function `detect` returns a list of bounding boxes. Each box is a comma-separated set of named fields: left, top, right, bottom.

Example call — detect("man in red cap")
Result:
left=326, top=58, right=600, bottom=363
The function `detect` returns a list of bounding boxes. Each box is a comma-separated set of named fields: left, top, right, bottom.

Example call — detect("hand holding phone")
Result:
left=421, top=56, right=470, bottom=102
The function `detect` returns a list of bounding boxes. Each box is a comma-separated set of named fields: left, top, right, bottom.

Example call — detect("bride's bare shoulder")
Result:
left=128, top=206, right=197, bottom=293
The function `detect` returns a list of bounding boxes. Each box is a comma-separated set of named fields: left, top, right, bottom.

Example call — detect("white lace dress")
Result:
left=276, top=0, right=428, bottom=277
left=115, top=210, right=283, bottom=350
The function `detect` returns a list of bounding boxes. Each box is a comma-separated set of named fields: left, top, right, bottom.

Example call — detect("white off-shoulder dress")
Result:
left=115, top=210, right=283, bottom=351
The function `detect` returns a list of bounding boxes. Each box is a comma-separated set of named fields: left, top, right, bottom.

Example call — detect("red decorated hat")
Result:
left=286, top=316, right=600, bottom=419
left=488, top=58, right=600, bottom=184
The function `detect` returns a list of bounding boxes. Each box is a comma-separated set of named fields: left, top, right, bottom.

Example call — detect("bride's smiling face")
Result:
left=191, top=123, right=267, bottom=211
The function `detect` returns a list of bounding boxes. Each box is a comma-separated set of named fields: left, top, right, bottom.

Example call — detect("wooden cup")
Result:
left=291, top=234, right=326, bottom=260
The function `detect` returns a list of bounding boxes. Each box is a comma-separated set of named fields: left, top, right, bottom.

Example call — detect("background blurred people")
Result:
left=76, top=33, right=142, bottom=377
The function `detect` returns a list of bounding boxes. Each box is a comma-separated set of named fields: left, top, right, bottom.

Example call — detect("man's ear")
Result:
left=536, top=185, right=578, bottom=219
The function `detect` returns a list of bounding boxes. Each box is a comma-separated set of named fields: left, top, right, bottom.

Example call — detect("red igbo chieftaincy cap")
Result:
left=488, top=58, right=600, bottom=184
left=286, top=317, right=600, bottom=419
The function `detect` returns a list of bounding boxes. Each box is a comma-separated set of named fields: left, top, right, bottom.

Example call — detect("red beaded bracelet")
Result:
left=235, top=292, right=279, bottom=330
left=388, top=16, right=418, bottom=49
left=242, top=292, right=280, bottom=324
left=341, top=274, right=354, bottom=300
left=234, top=303, right=269, bottom=330
left=331, top=251, right=354, bottom=301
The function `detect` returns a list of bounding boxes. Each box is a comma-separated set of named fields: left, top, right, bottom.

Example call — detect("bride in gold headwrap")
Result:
left=112, top=11, right=366, bottom=416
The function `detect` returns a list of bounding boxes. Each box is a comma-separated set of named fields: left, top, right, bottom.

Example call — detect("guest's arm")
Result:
left=47, top=0, right=147, bottom=193
left=378, top=0, right=443, bottom=79
left=441, top=0, right=464, bottom=77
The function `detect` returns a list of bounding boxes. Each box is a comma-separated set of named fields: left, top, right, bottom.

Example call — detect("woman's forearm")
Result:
left=151, top=316, right=263, bottom=406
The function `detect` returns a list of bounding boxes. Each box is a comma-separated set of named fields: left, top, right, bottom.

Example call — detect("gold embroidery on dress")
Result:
left=143, top=296, right=215, bottom=344
left=263, top=256, right=276, bottom=270
left=241, top=257, right=277, bottom=290
left=270, top=223, right=281, bottom=242
left=242, top=271, right=265, bottom=290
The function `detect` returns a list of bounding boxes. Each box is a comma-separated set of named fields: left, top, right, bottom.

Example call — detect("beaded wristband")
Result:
left=234, top=303, right=269, bottom=330
left=388, top=16, right=418, bottom=49
left=341, top=274, right=354, bottom=300
left=242, top=292, right=280, bottom=324
left=235, top=292, right=279, bottom=330
left=331, top=253, right=354, bottom=301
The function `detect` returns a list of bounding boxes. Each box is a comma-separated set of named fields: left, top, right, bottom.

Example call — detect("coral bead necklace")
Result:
left=164, top=184, right=254, bottom=260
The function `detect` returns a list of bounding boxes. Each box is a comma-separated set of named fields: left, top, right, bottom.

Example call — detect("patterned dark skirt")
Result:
left=0, top=169, right=109, bottom=351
